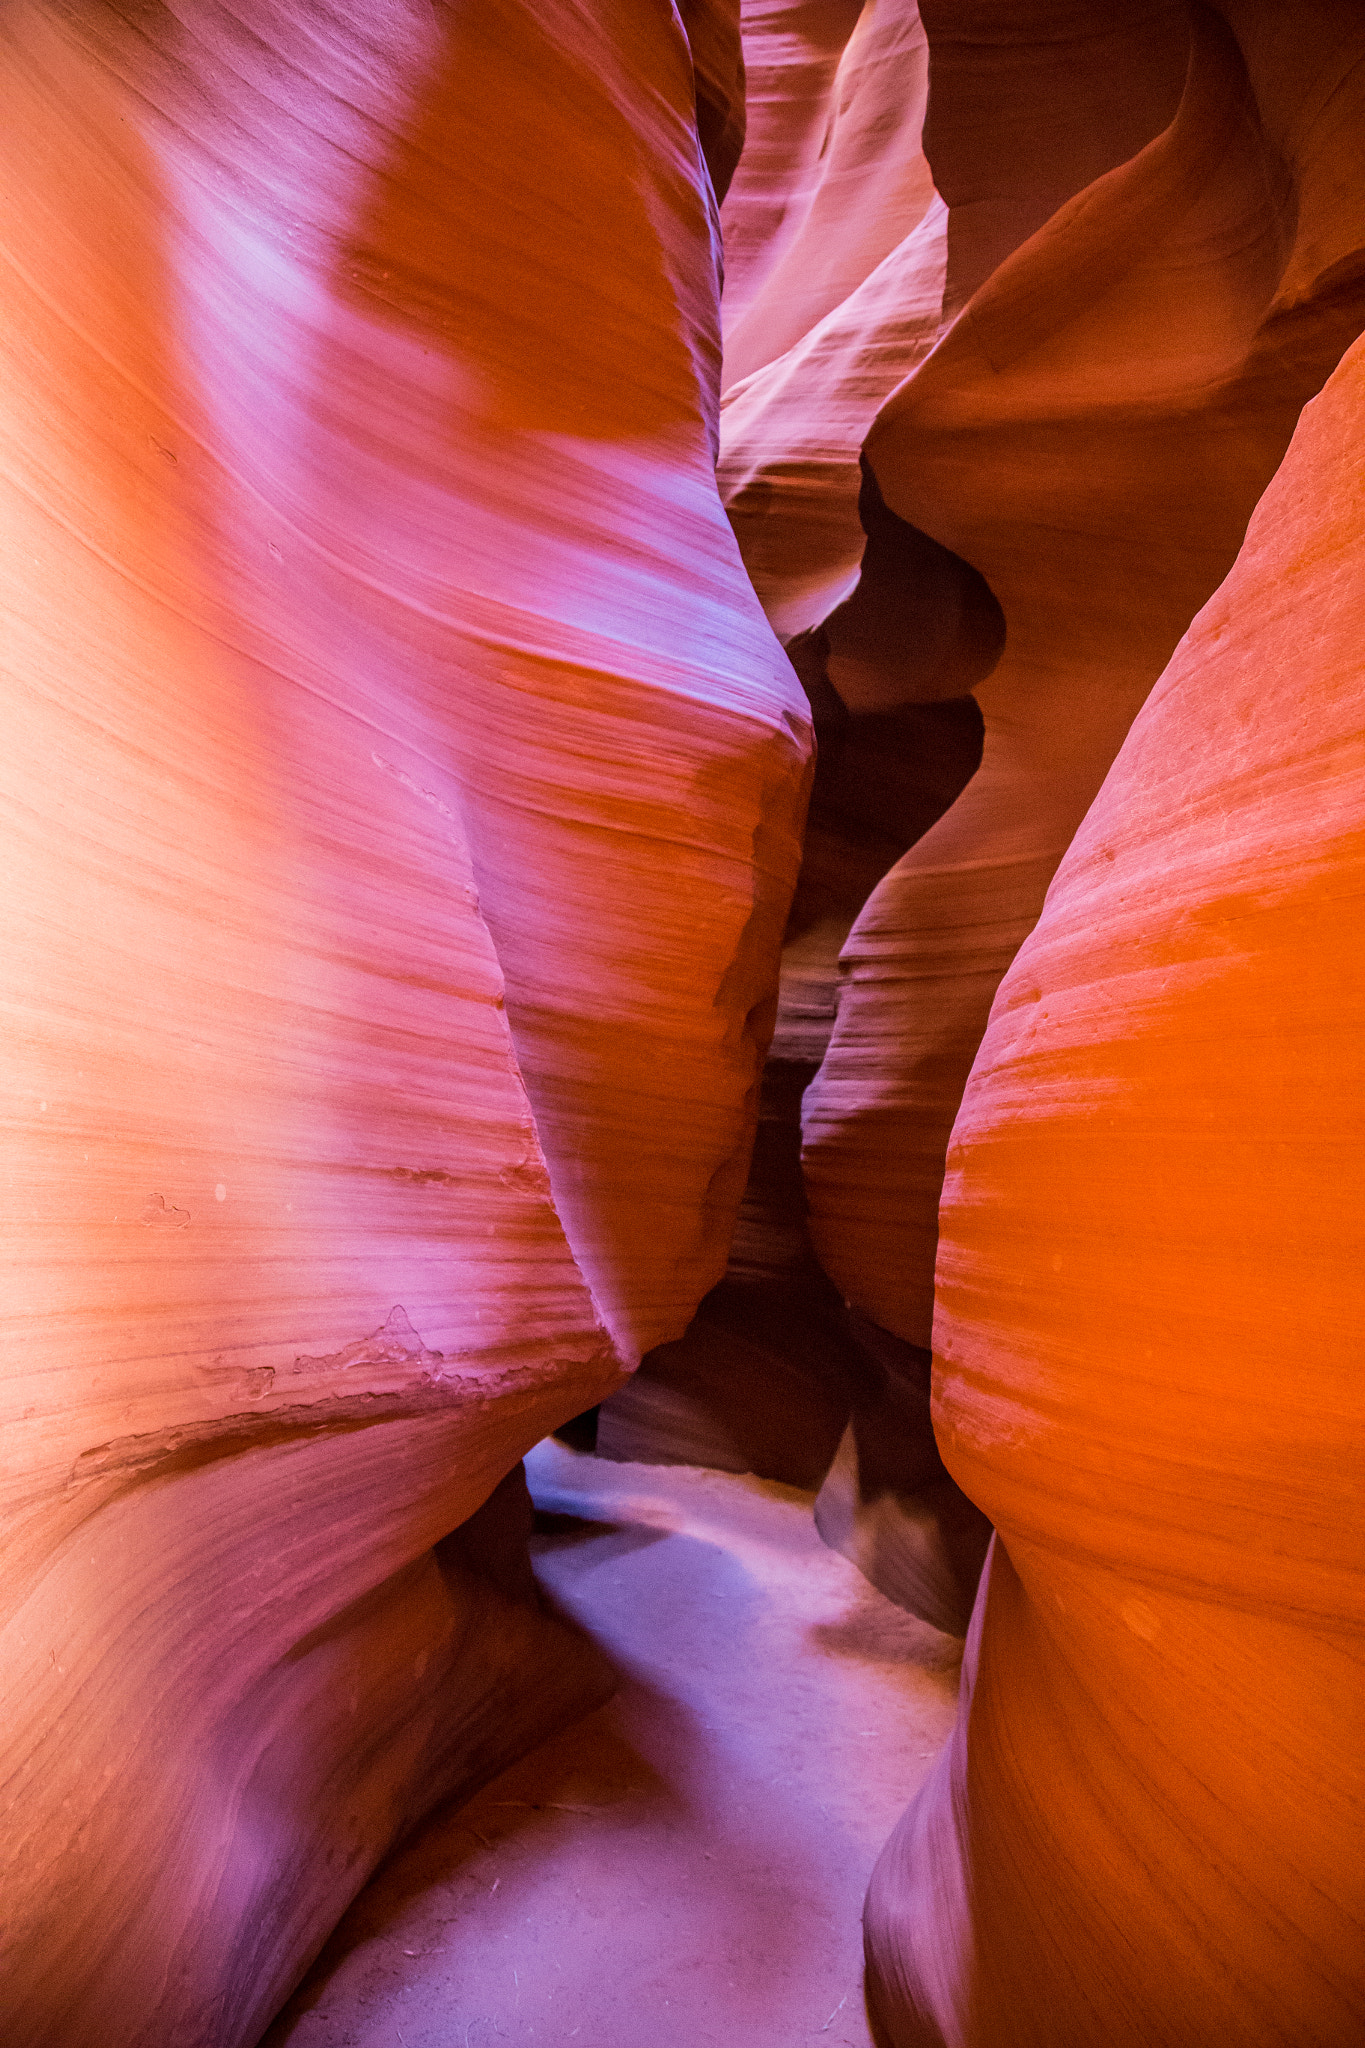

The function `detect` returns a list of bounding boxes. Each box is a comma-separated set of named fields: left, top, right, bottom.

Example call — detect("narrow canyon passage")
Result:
left=262, top=1441, right=961, bottom=2048
left=4, top=4, right=1362, bottom=2043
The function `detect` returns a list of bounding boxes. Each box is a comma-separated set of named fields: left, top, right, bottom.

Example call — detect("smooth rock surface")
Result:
left=0, top=4, right=804, bottom=2042
left=6, top=2, right=1364, bottom=2043
left=613, top=0, right=985, bottom=1494
left=720, top=208, right=949, bottom=645
left=866, top=295, right=1365, bottom=2048
left=720, top=0, right=931, bottom=391
left=804, top=0, right=1365, bottom=1353
left=719, top=0, right=943, bottom=640
left=920, top=0, right=1189, bottom=317
left=717, top=0, right=864, bottom=339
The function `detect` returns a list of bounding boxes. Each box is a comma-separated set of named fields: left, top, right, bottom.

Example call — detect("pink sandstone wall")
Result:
left=0, top=2, right=804, bottom=2041
left=792, top=0, right=1365, bottom=1634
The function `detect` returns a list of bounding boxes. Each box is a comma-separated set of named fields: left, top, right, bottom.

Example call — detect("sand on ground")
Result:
left=262, top=1439, right=961, bottom=2048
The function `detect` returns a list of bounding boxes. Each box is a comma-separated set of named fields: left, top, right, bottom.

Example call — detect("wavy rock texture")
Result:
left=806, top=0, right=1365, bottom=1632
left=605, top=0, right=1224, bottom=1517
left=599, top=0, right=955, bottom=1486
left=720, top=0, right=941, bottom=642
left=722, top=0, right=936, bottom=394
left=868, top=320, right=1365, bottom=2048
left=920, top=0, right=1190, bottom=317
left=719, top=196, right=947, bottom=643
left=804, top=0, right=1365, bottom=1358
left=720, top=0, right=1193, bottom=641
left=0, top=2, right=805, bottom=2042
left=718, top=0, right=881, bottom=362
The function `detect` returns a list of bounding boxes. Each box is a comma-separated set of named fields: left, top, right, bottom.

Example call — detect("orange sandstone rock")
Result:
left=868, top=316, right=1365, bottom=2048
left=0, top=2, right=804, bottom=2041
left=719, top=196, right=948, bottom=644
left=920, top=0, right=1189, bottom=317
left=787, top=0, right=1362, bottom=1634
left=599, top=1, right=949, bottom=1485
left=804, top=1, right=1365, bottom=1355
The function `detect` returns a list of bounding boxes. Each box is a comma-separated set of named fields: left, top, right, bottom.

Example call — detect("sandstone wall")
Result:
left=0, top=3, right=804, bottom=2040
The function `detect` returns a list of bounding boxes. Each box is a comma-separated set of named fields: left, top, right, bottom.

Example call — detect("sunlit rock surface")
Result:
left=797, top=0, right=1365, bottom=1632
left=719, top=0, right=941, bottom=641
left=805, top=0, right=1365, bottom=1353
left=3, top=0, right=1364, bottom=2042
left=867, top=320, right=1365, bottom=2048
left=722, top=0, right=935, bottom=397
left=719, top=0, right=917, bottom=386
left=600, top=0, right=955, bottom=1489
left=0, top=2, right=804, bottom=2041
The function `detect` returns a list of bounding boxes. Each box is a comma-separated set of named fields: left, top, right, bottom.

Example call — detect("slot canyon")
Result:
left=2, top=1, right=1363, bottom=2042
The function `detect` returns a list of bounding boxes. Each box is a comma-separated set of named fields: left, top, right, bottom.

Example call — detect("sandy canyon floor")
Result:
left=261, top=1439, right=962, bottom=2048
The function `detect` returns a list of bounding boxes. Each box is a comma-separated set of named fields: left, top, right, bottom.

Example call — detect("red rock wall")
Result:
left=722, top=0, right=936, bottom=394
left=0, top=2, right=804, bottom=2040
left=868, top=317, right=1365, bottom=2048
left=920, top=0, right=1189, bottom=314
left=4, top=0, right=1364, bottom=2039
left=597, top=0, right=967, bottom=1488
left=719, top=0, right=942, bottom=640
left=803, top=1, right=1365, bottom=1356
left=714, top=2, right=1365, bottom=2028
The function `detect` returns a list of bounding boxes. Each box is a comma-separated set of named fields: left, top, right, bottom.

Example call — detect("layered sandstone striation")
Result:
left=0, top=2, right=803, bottom=2042
left=599, top=0, right=962, bottom=1486
left=867, top=319, right=1365, bottom=2048
left=801, top=0, right=1365, bottom=1627
left=719, top=0, right=942, bottom=640
left=806, top=0, right=1365, bottom=1361
left=4, top=0, right=1364, bottom=2041
left=721, top=0, right=935, bottom=396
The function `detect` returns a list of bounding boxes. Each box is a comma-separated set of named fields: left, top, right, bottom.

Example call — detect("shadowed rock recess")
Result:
left=1, top=3, right=1362, bottom=2046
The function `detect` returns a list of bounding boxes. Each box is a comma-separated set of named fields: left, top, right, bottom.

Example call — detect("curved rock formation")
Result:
left=805, top=0, right=1365, bottom=1348
left=802, top=1, right=1365, bottom=1623
left=867, top=317, right=1365, bottom=2048
left=720, top=0, right=1193, bottom=642
left=6, top=0, right=1364, bottom=2040
left=595, top=674, right=985, bottom=1488
left=679, top=0, right=749, bottom=205
left=0, top=2, right=803, bottom=2041
left=715, top=0, right=864, bottom=338
left=920, top=0, right=1189, bottom=317
left=719, top=200, right=949, bottom=644
left=719, top=0, right=943, bottom=641
left=722, top=0, right=936, bottom=394
left=598, top=1, right=974, bottom=1488
left=645, top=0, right=1202, bottom=1519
